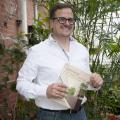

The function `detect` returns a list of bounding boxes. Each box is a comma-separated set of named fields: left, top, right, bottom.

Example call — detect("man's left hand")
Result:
left=90, top=73, right=103, bottom=88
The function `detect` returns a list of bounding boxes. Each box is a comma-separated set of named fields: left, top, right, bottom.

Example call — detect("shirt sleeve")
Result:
left=16, top=47, right=48, bottom=100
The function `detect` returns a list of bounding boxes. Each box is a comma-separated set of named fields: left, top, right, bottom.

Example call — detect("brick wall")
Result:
left=0, top=0, right=35, bottom=119
left=27, top=0, right=34, bottom=25
left=0, top=0, right=34, bottom=38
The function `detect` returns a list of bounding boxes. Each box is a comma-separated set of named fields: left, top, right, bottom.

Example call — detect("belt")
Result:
left=39, top=107, right=82, bottom=114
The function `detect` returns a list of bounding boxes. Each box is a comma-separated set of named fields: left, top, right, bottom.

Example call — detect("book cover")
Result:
left=52, top=63, right=90, bottom=110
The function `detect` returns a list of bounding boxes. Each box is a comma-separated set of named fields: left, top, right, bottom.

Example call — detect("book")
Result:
left=52, top=63, right=90, bottom=111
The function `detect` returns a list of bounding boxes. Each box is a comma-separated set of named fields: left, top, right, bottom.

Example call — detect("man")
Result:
left=16, top=3, right=103, bottom=120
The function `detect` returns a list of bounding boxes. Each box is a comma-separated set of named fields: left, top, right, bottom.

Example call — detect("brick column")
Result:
left=20, top=0, right=28, bottom=41
left=34, top=0, right=38, bottom=20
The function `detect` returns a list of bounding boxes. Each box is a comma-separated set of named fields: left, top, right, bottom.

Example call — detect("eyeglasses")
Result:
left=52, top=17, right=75, bottom=25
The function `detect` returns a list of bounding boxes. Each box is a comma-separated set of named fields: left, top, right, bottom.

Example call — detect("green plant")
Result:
left=70, top=0, right=120, bottom=119
left=0, top=34, right=26, bottom=120
left=27, top=0, right=61, bottom=46
left=15, top=98, right=37, bottom=120
left=27, top=19, right=50, bottom=46
left=26, top=0, right=120, bottom=119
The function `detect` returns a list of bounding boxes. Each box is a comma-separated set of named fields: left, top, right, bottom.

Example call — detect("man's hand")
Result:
left=90, top=73, right=103, bottom=88
left=46, top=83, right=68, bottom=99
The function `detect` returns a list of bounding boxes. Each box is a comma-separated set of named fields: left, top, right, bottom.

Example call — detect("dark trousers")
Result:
left=37, top=107, right=87, bottom=120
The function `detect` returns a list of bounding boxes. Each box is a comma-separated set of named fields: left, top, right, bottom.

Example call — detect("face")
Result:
left=51, top=8, right=75, bottom=38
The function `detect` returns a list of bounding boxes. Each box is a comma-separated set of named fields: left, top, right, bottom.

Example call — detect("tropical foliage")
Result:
left=0, top=0, right=120, bottom=119
left=29, top=0, right=120, bottom=119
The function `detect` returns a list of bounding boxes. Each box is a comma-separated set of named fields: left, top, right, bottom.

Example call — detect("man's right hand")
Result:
left=46, top=83, right=68, bottom=99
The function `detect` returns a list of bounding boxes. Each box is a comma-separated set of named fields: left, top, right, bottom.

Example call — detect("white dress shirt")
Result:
left=16, top=34, right=91, bottom=110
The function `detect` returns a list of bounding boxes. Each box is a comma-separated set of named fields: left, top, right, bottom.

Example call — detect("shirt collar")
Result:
left=48, top=34, right=75, bottom=43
